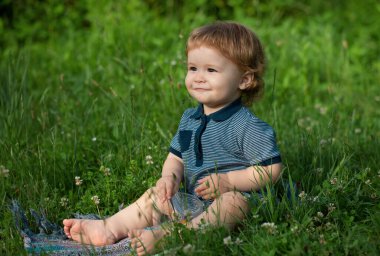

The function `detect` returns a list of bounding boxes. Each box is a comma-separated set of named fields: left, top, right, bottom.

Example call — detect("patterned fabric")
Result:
left=10, top=193, right=204, bottom=255
left=10, top=200, right=132, bottom=255
left=169, top=98, right=281, bottom=198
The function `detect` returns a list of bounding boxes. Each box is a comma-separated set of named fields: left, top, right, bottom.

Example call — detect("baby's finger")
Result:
left=194, top=183, right=207, bottom=194
left=198, top=176, right=208, bottom=183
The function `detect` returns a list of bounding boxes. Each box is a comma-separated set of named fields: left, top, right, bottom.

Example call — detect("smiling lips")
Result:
left=192, top=87, right=210, bottom=91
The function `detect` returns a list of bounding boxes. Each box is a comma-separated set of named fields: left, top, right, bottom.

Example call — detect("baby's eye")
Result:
left=188, top=66, right=197, bottom=71
left=207, top=68, right=217, bottom=72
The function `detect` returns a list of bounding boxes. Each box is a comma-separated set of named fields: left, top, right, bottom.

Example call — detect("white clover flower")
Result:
left=330, top=177, right=338, bottom=185
left=75, top=176, right=83, bottom=186
left=0, top=165, right=9, bottom=177
left=182, top=244, right=194, bottom=254
left=290, top=225, right=299, bottom=233
left=60, top=197, right=69, bottom=207
left=223, top=236, right=233, bottom=245
left=315, top=168, right=323, bottom=173
left=312, top=196, right=319, bottom=202
left=235, top=237, right=243, bottom=245
left=99, top=165, right=111, bottom=176
left=91, top=195, right=100, bottom=205
left=104, top=167, right=111, bottom=176
left=317, top=212, right=324, bottom=218
left=298, top=191, right=307, bottom=201
left=365, top=179, right=372, bottom=185
left=261, top=222, right=277, bottom=234
left=319, top=234, right=326, bottom=245
left=92, top=137, right=97, bottom=142
left=145, top=155, right=154, bottom=165
left=354, top=128, right=361, bottom=134
left=328, top=203, right=336, bottom=213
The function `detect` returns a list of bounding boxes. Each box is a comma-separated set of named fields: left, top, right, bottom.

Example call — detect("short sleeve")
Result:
left=169, top=109, right=193, bottom=159
left=240, top=116, right=281, bottom=166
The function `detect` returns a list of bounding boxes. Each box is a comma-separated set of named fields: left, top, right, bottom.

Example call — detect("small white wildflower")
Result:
left=330, top=177, right=338, bottom=185
left=130, top=84, right=135, bottom=90
left=235, top=237, right=243, bottom=245
left=365, top=179, right=372, bottom=185
left=319, top=234, right=326, bottom=245
left=342, top=40, right=348, bottom=49
left=312, top=196, right=319, bottom=202
left=75, top=176, right=83, bottom=186
left=170, top=60, right=177, bottom=66
left=0, top=165, right=10, bottom=177
left=99, top=165, right=111, bottom=176
left=103, top=167, right=111, bottom=176
left=298, top=191, right=307, bottom=200
left=317, top=212, right=324, bottom=218
left=315, top=104, right=328, bottom=115
left=316, top=168, right=323, bottom=173
left=354, top=128, right=361, bottom=134
left=261, top=222, right=277, bottom=234
left=145, top=155, right=154, bottom=165
left=319, top=107, right=328, bottom=115
left=92, top=137, right=97, bottom=142
left=182, top=244, right=194, bottom=254
left=297, top=118, right=305, bottom=127
left=319, top=139, right=328, bottom=146
left=44, top=197, right=50, bottom=202
left=223, top=236, right=233, bottom=245
left=370, top=193, right=377, bottom=199
left=91, top=195, right=100, bottom=205
left=290, top=225, right=299, bottom=233
left=252, top=214, right=260, bottom=219
left=328, top=203, right=336, bottom=213
left=60, top=197, right=69, bottom=207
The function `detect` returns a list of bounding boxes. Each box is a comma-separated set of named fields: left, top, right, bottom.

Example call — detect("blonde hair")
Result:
left=186, top=21, right=265, bottom=106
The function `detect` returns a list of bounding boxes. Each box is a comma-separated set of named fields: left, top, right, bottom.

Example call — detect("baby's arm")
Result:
left=155, top=153, right=184, bottom=203
left=225, top=163, right=282, bottom=192
left=195, top=163, right=282, bottom=199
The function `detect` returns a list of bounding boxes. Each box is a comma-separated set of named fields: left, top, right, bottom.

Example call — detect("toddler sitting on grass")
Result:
left=63, top=21, right=282, bottom=255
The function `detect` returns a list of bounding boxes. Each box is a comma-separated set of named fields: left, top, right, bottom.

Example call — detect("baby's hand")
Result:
left=195, top=173, right=230, bottom=200
left=156, top=174, right=179, bottom=203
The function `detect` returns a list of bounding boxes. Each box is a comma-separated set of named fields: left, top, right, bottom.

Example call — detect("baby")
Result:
left=63, top=21, right=282, bottom=255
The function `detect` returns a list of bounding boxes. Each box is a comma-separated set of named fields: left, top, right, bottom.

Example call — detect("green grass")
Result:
left=1, top=1, right=379, bottom=255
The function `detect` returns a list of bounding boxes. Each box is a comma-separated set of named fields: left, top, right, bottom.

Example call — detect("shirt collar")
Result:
left=190, top=98, right=243, bottom=122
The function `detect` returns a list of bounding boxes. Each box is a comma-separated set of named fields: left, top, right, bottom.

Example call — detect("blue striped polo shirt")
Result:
left=169, top=98, right=281, bottom=198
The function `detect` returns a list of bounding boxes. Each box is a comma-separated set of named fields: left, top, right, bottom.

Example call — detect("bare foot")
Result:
left=128, top=227, right=167, bottom=255
left=63, top=219, right=117, bottom=246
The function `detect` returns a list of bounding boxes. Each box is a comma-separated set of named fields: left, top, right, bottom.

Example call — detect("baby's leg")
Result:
left=63, top=187, right=173, bottom=246
left=129, top=228, right=168, bottom=256
left=190, top=191, right=250, bottom=229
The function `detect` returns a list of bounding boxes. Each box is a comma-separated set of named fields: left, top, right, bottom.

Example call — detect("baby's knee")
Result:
left=219, top=191, right=249, bottom=210
left=143, top=186, right=173, bottom=215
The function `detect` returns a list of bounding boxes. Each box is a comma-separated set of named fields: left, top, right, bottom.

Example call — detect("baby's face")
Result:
left=185, top=46, right=245, bottom=115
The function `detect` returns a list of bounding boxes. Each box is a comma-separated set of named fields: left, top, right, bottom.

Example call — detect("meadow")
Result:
left=1, top=1, right=379, bottom=255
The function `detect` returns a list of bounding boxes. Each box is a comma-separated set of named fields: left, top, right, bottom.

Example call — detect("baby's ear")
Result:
left=239, top=71, right=254, bottom=90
